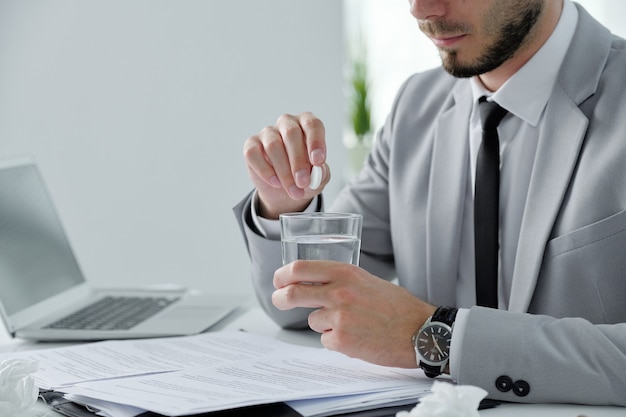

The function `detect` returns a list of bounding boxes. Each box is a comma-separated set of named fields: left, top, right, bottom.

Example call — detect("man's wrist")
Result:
left=255, top=193, right=314, bottom=220
left=250, top=191, right=320, bottom=239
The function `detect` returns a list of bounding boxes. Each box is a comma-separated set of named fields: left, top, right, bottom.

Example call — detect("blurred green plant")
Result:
left=349, top=49, right=371, bottom=143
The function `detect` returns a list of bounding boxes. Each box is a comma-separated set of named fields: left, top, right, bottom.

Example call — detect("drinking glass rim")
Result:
left=279, top=212, right=362, bottom=220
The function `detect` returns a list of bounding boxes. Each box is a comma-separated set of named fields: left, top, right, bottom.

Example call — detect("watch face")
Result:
left=416, top=323, right=452, bottom=365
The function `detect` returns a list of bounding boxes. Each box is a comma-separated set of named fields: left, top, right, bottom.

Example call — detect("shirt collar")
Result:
left=470, top=0, right=578, bottom=126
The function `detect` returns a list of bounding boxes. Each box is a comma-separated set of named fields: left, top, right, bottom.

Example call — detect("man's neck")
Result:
left=477, top=0, right=564, bottom=92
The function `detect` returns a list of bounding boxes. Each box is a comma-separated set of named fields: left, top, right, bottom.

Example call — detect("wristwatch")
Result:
left=412, top=306, right=458, bottom=378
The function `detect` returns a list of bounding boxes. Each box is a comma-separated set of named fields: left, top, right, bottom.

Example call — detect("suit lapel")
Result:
left=508, top=89, right=588, bottom=312
left=426, top=82, right=472, bottom=305
left=508, top=5, right=612, bottom=312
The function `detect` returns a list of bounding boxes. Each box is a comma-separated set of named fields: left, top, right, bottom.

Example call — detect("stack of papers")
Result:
left=1, top=331, right=434, bottom=417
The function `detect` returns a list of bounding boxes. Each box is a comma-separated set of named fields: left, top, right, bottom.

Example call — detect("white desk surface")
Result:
left=1, top=304, right=624, bottom=417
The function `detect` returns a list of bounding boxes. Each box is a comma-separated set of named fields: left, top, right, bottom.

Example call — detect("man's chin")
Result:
left=440, top=52, right=496, bottom=78
left=440, top=55, right=478, bottom=78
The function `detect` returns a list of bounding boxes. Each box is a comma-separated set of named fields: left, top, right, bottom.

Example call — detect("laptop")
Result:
left=0, top=156, right=238, bottom=341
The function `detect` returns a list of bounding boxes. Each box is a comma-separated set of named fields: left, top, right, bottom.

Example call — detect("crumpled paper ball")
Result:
left=397, top=380, right=488, bottom=417
left=0, top=359, right=39, bottom=417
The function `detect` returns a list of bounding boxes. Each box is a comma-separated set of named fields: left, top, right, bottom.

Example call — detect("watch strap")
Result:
left=432, top=306, right=458, bottom=326
left=420, top=363, right=443, bottom=378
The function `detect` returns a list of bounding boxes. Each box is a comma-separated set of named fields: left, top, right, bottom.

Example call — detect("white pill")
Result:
left=309, top=165, right=322, bottom=190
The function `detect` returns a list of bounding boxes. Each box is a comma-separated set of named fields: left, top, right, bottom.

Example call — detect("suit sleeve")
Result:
left=456, top=307, right=626, bottom=406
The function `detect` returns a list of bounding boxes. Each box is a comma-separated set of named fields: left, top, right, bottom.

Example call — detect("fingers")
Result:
left=273, top=260, right=356, bottom=290
left=272, top=283, right=328, bottom=311
left=243, top=133, right=282, bottom=189
left=272, top=260, right=336, bottom=311
left=276, top=114, right=310, bottom=194
left=296, top=112, right=326, bottom=166
left=272, top=261, right=358, bottom=313
left=264, top=123, right=304, bottom=197
left=243, top=112, right=327, bottom=202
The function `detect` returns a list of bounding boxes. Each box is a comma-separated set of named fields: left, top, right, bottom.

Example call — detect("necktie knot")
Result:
left=478, top=96, right=508, bottom=131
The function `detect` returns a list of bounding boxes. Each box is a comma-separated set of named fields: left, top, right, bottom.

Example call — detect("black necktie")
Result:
left=475, top=97, right=508, bottom=308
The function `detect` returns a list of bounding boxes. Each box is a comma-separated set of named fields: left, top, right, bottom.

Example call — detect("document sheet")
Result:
left=4, top=330, right=305, bottom=389
left=1, top=331, right=433, bottom=417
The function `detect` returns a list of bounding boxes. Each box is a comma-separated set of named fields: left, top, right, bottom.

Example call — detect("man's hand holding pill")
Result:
left=243, top=112, right=330, bottom=219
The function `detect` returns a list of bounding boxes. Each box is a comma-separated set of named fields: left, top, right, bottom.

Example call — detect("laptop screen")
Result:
left=0, top=162, right=85, bottom=315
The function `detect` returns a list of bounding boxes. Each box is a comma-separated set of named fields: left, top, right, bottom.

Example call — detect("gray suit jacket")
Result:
left=234, top=5, right=626, bottom=405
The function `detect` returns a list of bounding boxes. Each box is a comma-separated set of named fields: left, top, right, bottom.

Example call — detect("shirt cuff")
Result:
left=449, top=307, right=469, bottom=380
left=250, top=191, right=319, bottom=240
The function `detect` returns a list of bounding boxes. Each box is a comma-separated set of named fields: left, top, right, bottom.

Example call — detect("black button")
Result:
left=495, top=375, right=513, bottom=392
left=513, top=380, right=530, bottom=397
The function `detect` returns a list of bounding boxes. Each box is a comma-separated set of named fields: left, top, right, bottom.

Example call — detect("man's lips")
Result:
left=429, top=34, right=466, bottom=48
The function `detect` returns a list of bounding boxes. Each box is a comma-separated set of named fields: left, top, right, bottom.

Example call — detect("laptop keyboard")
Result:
left=45, top=296, right=180, bottom=331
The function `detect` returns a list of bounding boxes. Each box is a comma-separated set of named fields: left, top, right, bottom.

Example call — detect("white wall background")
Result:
left=0, top=1, right=345, bottom=301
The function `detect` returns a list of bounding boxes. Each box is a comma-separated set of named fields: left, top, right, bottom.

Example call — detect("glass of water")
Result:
left=279, top=212, right=363, bottom=266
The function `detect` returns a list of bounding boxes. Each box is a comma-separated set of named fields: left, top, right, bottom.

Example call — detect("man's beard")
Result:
left=434, top=4, right=543, bottom=78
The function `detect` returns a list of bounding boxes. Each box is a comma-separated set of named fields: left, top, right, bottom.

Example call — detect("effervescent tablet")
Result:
left=309, top=165, right=322, bottom=190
